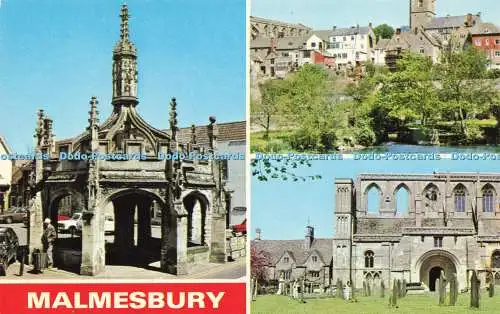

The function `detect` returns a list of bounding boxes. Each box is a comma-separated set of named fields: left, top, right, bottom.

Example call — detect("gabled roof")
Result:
left=250, top=36, right=308, bottom=50
left=331, top=26, right=372, bottom=37
left=311, top=30, right=332, bottom=42
left=471, top=22, right=500, bottom=35
left=251, top=238, right=333, bottom=266
left=375, top=38, right=390, bottom=50
left=425, top=15, right=481, bottom=30
left=250, top=16, right=311, bottom=30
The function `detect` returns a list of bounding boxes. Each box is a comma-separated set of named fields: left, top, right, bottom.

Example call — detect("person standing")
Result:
left=41, top=218, right=56, bottom=268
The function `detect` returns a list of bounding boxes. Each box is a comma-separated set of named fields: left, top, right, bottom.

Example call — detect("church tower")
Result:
left=112, top=5, right=139, bottom=108
left=410, top=0, right=436, bottom=34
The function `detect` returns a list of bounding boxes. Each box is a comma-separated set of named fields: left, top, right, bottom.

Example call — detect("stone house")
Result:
left=252, top=226, right=333, bottom=290
left=325, top=25, right=376, bottom=70
left=471, top=23, right=500, bottom=70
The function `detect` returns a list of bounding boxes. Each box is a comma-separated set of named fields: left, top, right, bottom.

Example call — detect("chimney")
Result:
left=333, top=25, right=337, bottom=31
left=466, top=13, right=473, bottom=27
left=396, top=28, right=401, bottom=35
left=304, top=225, right=314, bottom=250
left=255, top=228, right=261, bottom=241
left=369, top=22, right=373, bottom=28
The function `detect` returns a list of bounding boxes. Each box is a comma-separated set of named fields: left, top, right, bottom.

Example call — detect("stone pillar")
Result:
left=210, top=213, right=227, bottom=263
left=176, top=215, right=188, bottom=274
left=28, top=192, right=44, bottom=262
left=137, top=198, right=152, bottom=248
left=80, top=211, right=105, bottom=275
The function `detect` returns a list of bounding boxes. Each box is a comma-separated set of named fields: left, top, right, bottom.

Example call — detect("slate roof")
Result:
left=471, top=22, right=500, bottom=35
left=174, top=121, right=246, bottom=145
left=375, top=38, right=390, bottom=50
left=425, top=15, right=481, bottom=30
left=251, top=238, right=333, bottom=266
left=250, top=36, right=308, bottom=50
left=311, top=30, right=332, bottom=42
left=331, top=26, right=371, bottom=37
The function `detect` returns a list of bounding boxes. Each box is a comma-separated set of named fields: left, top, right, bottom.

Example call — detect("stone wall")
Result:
left=226, top=230, right=246, bottom=260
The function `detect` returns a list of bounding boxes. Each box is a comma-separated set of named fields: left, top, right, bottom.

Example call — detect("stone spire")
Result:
left=207, top=116, right=218, bottom=150
left=88, top=96, right=100, bottom=151
left=169, top=98, right=178, bottom=141
left=112, top=4, right=138, bottom=107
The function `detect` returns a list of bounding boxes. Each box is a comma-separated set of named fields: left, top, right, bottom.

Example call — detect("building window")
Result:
left=492, top=251, right=500, bottom=268
left=282, top=52, right=289, bottom=57
left=475, top=39, right=482, bottom=46
left=309, top=271, right=320, bottom=278
left=351, top=36, right=355, bottom=41
left=343, top=36, right=347, bottom=41
left=312, top=256, right=318, bottom=262
left=281, top=270, right=291, bottom=280
left=283, top=256, right=289, bottom=263
left=460, top=33, right=466, bottom=38
left=421, top=236, right=425, bottom=242
left=303, top=50, right=311, bottom=58
left=496, top=39, right=500, bottom=45
left=434, top=237, right=443, bottom=247
left=270, top=58, right=275, bottom=65
left=420, top=47, right=425, bottom=54
left=364, top=250, right=374, bottom=268
left=486, top=39, right=490, bottom=45
left=311, top=42, right=317, bottom=48
left=418, top=0, right=423, bottom=8
left=496, top=51, right=500, bottom=57
left=454, top=185, right=466, bottom=212
left=342, top=53, right=347, bottom=58
left=483, top=187, right=495, bottom=212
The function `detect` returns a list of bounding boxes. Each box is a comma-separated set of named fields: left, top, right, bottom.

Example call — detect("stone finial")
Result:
left=43, top=116, right=54, bottom=148
left=190, top=124, right=196, bottom=144
left=34, top=109, right=45, bottom=147
left=88, top=96, right=100, bottom=127
left=207, top=116, right=218, bottom=149
left=120, top=4, right=130, bottom=40
left=169, top=97, right=178, bottom=141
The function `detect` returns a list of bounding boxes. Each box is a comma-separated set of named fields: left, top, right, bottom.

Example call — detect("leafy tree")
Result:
left=373, top=24, right=395, bottom=42
left=376, top=52, right=439, bottom=130
left=251, top=246, right=271, bottom=284
left=251, top=158, right=322, bottom=182
left=434, top=46, right=496, bottom=140
left=251, top=79, right=289, bottom=140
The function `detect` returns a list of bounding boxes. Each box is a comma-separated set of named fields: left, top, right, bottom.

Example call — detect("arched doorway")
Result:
left=428, top=267, right=443, bottom=291
left=183, top=192, right=209, bottom=248
left=418, top=250, right=457, bottom=291
left=105, top=189, right=172, bottom=269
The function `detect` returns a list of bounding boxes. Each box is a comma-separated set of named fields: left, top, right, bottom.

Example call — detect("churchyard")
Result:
left=251, top=272, right=500, bottom=313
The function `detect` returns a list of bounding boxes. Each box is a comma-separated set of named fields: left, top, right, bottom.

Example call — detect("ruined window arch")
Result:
left=492, top=250, right=500, bottom=268
left=366, top=183, right=381, bottom=214
left=482, top=184, right=496, bottom=213
left=394, top=183, right=410, bottom=215
left=453, top=184, right=467, bottom=212
left=423, top=183, right=439, bottom=210
left=364, top=250, right=374, bottom=268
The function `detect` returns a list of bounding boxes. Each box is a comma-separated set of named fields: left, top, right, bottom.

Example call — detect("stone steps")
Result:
left=406, top=282, right=427, bottom=294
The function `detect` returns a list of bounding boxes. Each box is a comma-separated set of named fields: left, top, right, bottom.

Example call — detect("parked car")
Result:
left=76, top=214, right=114, bottom=234
left=232, top=218, right=246, bottom=234
left=0, top=208, right=27, bottom=224
left=0, top=227, right=19, bottom=269
left=57, top=214, right=71, bottom=221
left=57, top=212, right=82, bottom=236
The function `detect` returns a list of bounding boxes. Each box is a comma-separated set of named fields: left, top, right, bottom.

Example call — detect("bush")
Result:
left=354, top=125, right=376, bottom=146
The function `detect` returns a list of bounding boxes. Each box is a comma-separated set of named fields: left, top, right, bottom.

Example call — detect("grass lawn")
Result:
left=251, top=294, right=500, bottom=314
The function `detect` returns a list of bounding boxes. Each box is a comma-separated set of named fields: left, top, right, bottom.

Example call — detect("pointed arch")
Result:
left=452, top=183, right=468, bottom=212
left=394, top=183, right=410, bottom=215
left=365, top=183, right=381, bottom=214
left=482, top=183, right=496, bottom=213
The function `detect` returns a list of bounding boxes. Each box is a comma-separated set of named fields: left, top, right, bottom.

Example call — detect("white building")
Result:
left=325, top=25, right=376, bottom=69
left=0, top=135, right=12, bottom=211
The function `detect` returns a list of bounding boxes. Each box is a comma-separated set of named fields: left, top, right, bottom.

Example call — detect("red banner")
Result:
left=0, top=283, right=246, bottom=314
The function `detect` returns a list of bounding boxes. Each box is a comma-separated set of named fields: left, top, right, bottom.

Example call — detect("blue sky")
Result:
left=251, top=159, right=500, bottom=240
left=0, top=0, right=245, bottom=153
left=251, top=0, right=500, bottom=29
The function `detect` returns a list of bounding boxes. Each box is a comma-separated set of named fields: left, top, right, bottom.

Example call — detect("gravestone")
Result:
left=470, top=271, right=480, bottom=308
left=449, top=273, right=458, bottom=306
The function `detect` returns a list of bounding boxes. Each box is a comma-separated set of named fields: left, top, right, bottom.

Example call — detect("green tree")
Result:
left=251, top=79, right=289, bottom=140
left=434, top=46, right=496, bottom=140
left=373, top=24, right=395, bottom=42
left=376, top=52, right=439, bottom=130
